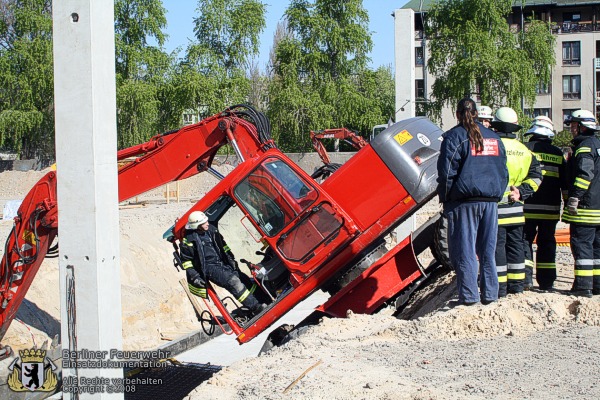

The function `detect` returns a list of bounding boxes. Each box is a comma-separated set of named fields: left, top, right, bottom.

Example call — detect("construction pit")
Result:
left=1, top=164, right=600, bottom=400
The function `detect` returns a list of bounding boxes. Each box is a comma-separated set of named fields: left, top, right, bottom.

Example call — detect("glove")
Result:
left=188, top=276, right=207, bottom=298
left=566, top=197, right=579, bottom=215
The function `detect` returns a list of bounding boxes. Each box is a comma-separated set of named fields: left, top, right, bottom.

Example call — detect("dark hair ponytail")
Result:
left=456, top=98, right=484, bottom=152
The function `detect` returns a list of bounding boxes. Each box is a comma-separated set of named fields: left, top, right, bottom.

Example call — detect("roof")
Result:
left=402, top=0, right=600, bottom=12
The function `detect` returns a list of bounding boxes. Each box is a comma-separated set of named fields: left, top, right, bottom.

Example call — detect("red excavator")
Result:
left=0, top=104, right=446, bottom=351
left=310, top=128, right=368, bottom=180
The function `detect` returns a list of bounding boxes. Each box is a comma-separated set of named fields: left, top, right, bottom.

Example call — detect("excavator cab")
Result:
left=175, top=150, right=356, bottom=339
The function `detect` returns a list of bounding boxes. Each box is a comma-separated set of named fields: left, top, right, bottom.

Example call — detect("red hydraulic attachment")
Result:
left=310, top=128, right=368, bottom=165
left=0, top=105, right=274, bottom=342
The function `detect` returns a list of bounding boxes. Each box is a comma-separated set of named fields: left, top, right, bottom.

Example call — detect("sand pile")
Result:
left=0, top=167, right=236, bottom=352
left=2, top=166, right=600, bottom=400
left=189, top=287, right=600, bottom=400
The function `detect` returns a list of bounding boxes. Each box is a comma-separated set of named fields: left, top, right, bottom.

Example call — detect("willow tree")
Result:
left=0, top=0, right=54, bottom=159
left=425, top=0, right=555, bottom=122
left=268, top=0, right=393, bottom=152
left=114, top=0, right=171, bottom=149
left=181, top=0, right=266, bottom=116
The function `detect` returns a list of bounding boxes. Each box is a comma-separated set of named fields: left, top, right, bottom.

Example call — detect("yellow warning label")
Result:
left=394, top=130, right=413, bottom=146
left=22, top=230, right=36, bottom=245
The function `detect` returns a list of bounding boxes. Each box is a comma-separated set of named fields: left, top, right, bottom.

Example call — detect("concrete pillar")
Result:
left=53, top=1, right=123, bottom=398
left=394, top=9, right=416, bottom=121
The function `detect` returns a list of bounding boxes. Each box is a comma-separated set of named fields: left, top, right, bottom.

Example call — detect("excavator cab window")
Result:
left=234, top=157, right=318, bottom=237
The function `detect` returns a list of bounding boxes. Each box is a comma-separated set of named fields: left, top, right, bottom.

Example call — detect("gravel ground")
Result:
left=187, top=203, right=600, bottom=400
left=2, top=170, right=599, bottom=400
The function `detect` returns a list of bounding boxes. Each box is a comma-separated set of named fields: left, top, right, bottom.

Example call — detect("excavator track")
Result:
left=324, top=241, right=388, bottom=296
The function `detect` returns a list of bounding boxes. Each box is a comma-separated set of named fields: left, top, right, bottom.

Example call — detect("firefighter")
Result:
left=491, top=107, right=542, bottom=297
left=180, top=211, right=268, bottom=314
left=563, top=109, right=600, bottom=297
left=523, top=116, right=567, bottom=291
left=477, top=105, right=493, bottom=129
left=437, top=98, right=508, bottom=305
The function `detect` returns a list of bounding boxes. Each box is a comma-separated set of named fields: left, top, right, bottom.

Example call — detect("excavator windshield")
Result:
left=234, top=157, right=318, bottom=237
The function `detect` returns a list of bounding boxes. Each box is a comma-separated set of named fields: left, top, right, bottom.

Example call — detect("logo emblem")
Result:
left=7, top=348, right=58, bottom=392
left=417, top=133, right=431, bottom=146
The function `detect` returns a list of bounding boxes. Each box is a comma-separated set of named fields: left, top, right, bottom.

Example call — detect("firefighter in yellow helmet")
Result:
left=180, top=211, right=268, bottom=314
left=491, top=107, right=542, bottom=297
left=563, top=109, right=600, bottom=297
left=523, top=116, right=567, bottom=291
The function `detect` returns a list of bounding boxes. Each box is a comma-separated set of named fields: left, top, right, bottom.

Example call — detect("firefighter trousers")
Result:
left=497, top=224, right=526, bottom=297
left=524, top=219, right=558, bottom=289
left=570, top=224, right=600, bottom=292
left=445, top=201, right=499, bottom=304
left=204, top=262, right=261, bottom=311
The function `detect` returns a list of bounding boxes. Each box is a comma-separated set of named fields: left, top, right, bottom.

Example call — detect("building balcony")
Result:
left=551, top=21, right=598, bottom=34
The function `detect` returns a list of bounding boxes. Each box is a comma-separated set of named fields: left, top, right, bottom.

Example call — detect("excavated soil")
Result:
left=1, top=167, right=600, bottom=399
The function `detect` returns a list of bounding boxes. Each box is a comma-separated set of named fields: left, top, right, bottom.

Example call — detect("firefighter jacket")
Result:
left=497, top=133, right=542, bottom=226
left=437, top=123, right=508, bottom=204
left=563, top=134, right=600, bottom=225
left=524, top=136, right=567, bottom=220
left=180, top=224, right=237, bottom=293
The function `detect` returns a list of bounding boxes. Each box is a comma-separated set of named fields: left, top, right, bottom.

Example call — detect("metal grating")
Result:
left=124, top=362, right=222, bottom=400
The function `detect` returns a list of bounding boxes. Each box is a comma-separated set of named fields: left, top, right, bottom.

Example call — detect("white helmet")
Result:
left=566, top=109, right=600, bottom=132
left=525, top=116, right=555, bottom=138
left=477, top=105, right=493, bottom=120
left=491, top=107, right=522, bottom=133
left=186, top=211, right=208, bottom=230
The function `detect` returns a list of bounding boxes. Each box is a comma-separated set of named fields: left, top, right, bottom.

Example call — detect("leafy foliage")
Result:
left=268, top=0, right=393, bottom=152
left=425, top=0, right=555, bottom=125
left=552, top=129, right=573, bottom=148
left=0, top=0, right=54, bottom=158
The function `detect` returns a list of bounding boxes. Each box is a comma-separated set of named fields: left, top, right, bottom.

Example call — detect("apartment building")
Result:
left=395, top=0, right=600, bottom=130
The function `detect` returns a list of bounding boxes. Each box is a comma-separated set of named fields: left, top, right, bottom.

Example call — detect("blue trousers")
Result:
left=445, top=201, right=499, bottom=303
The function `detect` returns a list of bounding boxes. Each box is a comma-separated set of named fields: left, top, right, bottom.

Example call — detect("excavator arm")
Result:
left=310, top=128, right=368, bottom=180
left=0, top=104, right=274, bottom=342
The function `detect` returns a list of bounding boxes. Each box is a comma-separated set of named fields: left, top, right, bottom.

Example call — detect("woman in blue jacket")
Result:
left=437, top=98, right=508, bottom=305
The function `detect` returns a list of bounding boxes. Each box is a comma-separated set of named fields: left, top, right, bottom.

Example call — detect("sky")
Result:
left=158, top=0, right=410, bottom=71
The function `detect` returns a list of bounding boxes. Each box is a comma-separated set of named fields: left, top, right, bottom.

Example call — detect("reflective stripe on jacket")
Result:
left=498, top=134, right=542, bottom=226
left=563, top=134, right=600, bottom=225
left=524, top=137, right=567, bottom=220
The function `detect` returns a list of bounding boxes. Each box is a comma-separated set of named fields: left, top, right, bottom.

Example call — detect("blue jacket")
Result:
left=437, top=123, right=508, bottom=203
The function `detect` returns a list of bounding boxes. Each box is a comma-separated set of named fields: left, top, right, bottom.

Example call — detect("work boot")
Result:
left=251, top=303, right=268, bottom=316
left=569, top=289, right=593, bottom=298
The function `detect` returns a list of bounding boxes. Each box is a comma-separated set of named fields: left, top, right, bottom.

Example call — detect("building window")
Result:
left=563, top=12, right=581, bottom=22
left=536, top=82, right=551, bottom=94
left=182, top=113, right=197, bottom=126
left=525, top=108, right=551, bottom=118
left=415, top=79, right=425, bottom=99
left=563, top=109, right=579, bottom=127
left=563, top=42, right=581, bottom=65
left=415, top=47, right=424, bottom=65
left=563, top=75, right=581, bottom=99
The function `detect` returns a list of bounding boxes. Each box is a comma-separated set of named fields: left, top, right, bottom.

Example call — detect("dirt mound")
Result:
left=189, top=291, right=600, bottom=400
left=0, top=167, right=236, bottom=352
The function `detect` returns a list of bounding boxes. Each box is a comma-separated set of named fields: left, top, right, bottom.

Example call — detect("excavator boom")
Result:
left=0, top=105, right=274, bottom=342
left=310, top=128, right=368, bottom=166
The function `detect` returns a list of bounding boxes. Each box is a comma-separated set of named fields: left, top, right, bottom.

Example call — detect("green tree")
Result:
left=268, top=0, right=393, bottom=151
left=552, top=129, right=573, bottom=148
left=180, top=0, right=266, bottom=119
left=425, top=0, right=556, bottom=123
left=114, top=0, right=172, bottom=149
left=0, top=0, right=54, bottom=159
